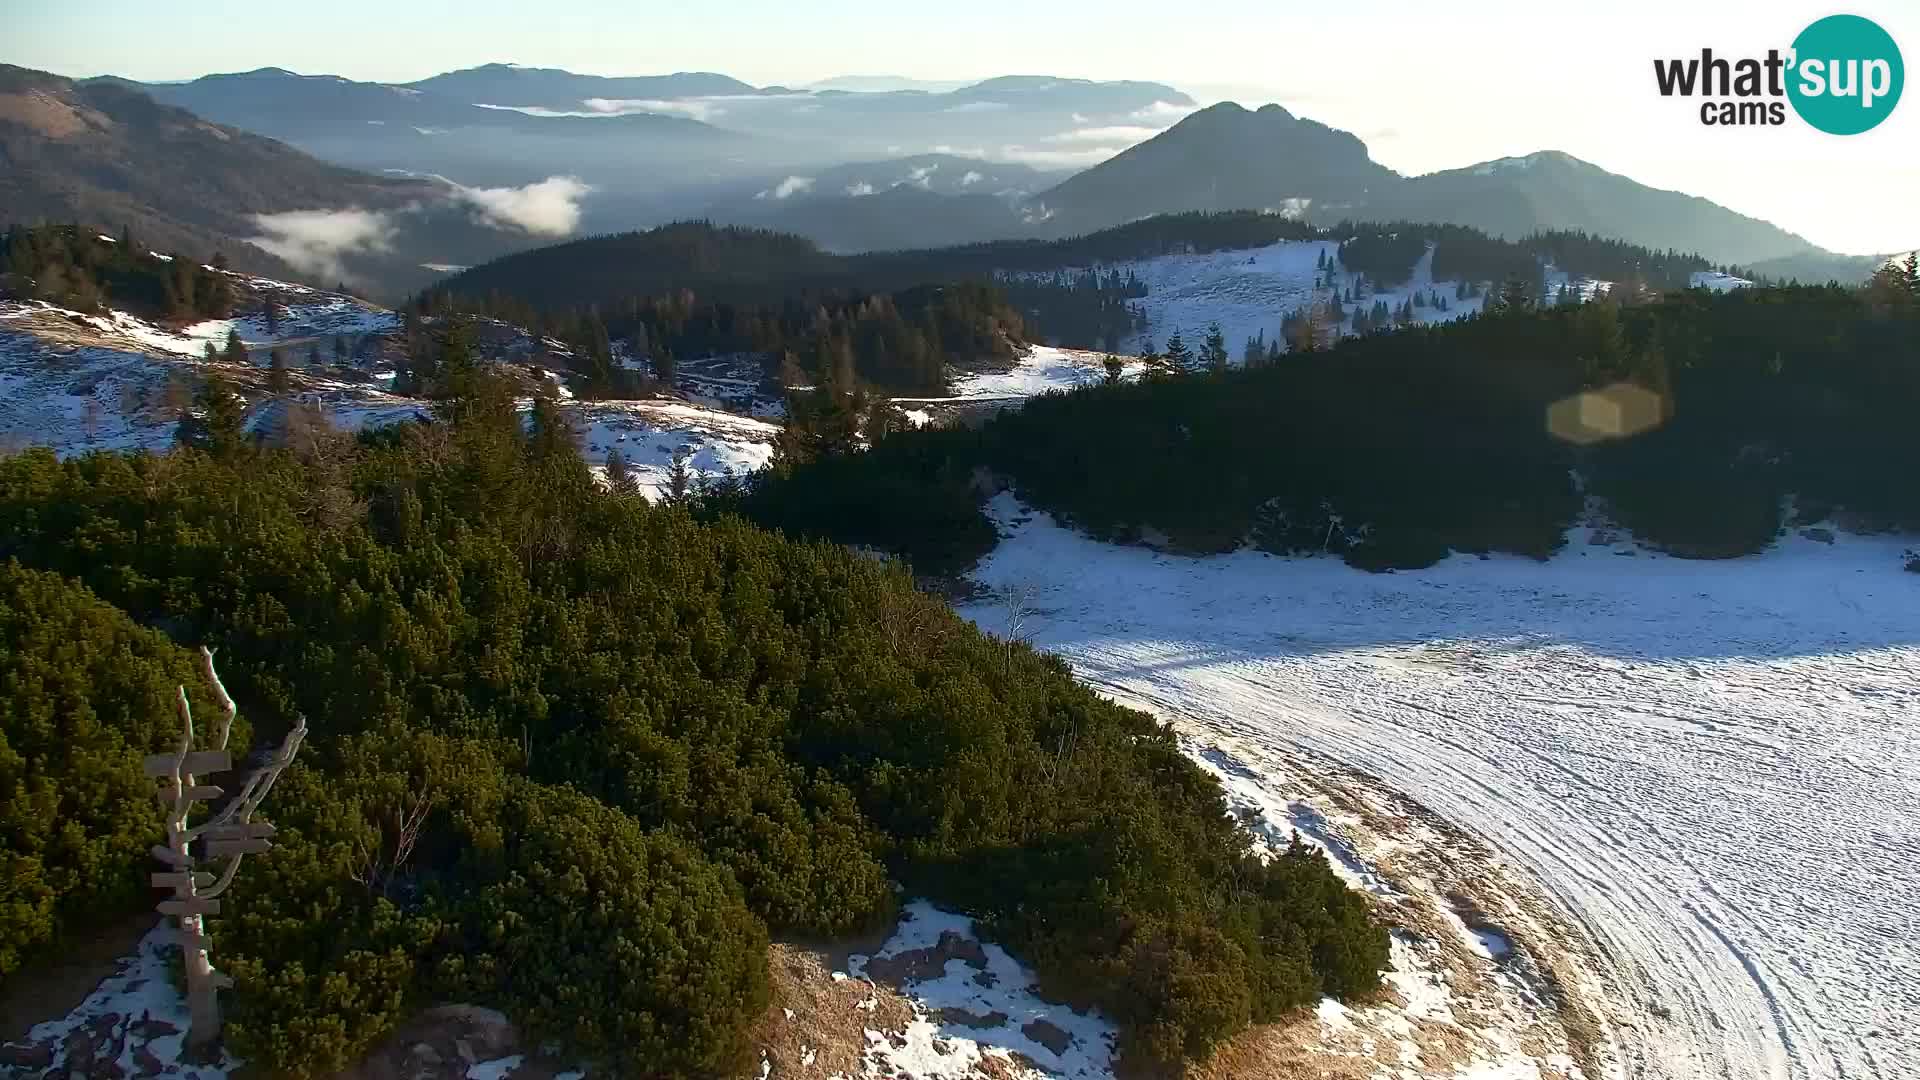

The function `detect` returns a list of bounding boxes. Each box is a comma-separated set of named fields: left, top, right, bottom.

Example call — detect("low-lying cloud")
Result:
left=1045, top=125, right=1163, bottom=144
left=995, top=144, right=1124, bottom=169
left=583, top=97, right=722, bottom=122
left=247, top=175, right=593, bottom=280
left=248, top=208, right=394, bottom=281
left=448, top=175, right=592, bottom=235
left=1131, top=100, right=1199, bottom=122
left=756, top=175, right=814, bottom=200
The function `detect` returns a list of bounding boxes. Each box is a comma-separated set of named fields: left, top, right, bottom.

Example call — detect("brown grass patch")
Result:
left=0, top=91, right=107, bottom=139
left=742, top=943, right=914, bottom=1078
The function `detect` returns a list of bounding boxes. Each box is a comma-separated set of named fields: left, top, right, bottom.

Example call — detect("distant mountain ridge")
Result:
left=108, top=67, right=735, bottom=139
left=1375, top=151, right=1819, bottom=267
left=404, top=63, right=761, bottom=108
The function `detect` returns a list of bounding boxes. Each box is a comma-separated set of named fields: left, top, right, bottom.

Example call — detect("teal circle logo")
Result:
left=1788, top=14, right=1903, bottom=134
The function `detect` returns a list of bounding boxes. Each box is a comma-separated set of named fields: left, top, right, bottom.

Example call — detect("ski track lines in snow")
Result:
left=961, top=494, right=1919, bottom=1080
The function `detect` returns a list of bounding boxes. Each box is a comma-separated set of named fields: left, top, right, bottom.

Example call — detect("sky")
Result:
left=8, top=0, right=1918, bottom=254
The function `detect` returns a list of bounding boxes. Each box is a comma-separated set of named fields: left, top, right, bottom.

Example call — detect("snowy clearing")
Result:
left=575, top=398, right=778, bottom=501
left=900, top=345, right=1144, bottom=403
left=1005, top=240, right=1495, bottom=361
left=960, top=493, right=1918, bottom=1080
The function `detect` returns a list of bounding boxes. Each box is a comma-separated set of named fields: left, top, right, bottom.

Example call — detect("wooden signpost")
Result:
left=150, top=646, right=307, bottom=1051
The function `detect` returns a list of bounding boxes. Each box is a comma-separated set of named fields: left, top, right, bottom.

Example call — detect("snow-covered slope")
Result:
left=576, top=399, right=776, bottom=499
left=961, top=495, right=1918, bottom=1080
left=1007, top=240, right=1501, bottom=360
left=0, top=287, right=776, bottom=500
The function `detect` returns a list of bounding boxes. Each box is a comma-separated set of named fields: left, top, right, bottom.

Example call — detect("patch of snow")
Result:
left=892, top=346, right=1141, bottom=405
left=848, top=901, right=1116, bottom=1078
left=1690, top=270, right=1754, bottom=292
left=466, top=1055, right=523, bottom=1080
left=19, top=920, right=238, bottom=1077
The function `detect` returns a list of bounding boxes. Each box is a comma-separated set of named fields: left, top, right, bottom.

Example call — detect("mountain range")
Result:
left=714, top=103, right=1825, bottom=267
left=5, top=59, right=1891, bottom=295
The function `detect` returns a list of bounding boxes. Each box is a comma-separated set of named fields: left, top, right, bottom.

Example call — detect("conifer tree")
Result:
left=1488, top=276, right=1537, bottom=316
left=196, top=373, right=248, bottom=459
left=664, top=448, right=695, bottom=506
left=1103, top=355, right=1125, bottom=384
left=1202, top=324, right=1229, bottom=375
left=1163, top=331, right=1193, bottom=374
left=526, top=393, right=578, bottom=464
left=604, top=449, right=639, bottom=495
left=268, top=349, right=290, bottom=394
left=223, top=329, right=247, bottom=365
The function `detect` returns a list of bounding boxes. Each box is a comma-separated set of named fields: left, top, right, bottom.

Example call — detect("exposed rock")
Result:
left=863, top=929, right=988, bottom=988
left=1021, top=1018, right=1075, bottom=1057
left=333, top=1004, right=521, bottom=1080
left=937, top=1007, right=1009, bottom=1030
left=0, top=1040, right=54, bottom=1070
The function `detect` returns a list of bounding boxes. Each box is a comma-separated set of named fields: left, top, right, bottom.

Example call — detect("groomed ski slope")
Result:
left=962, top=495, right=1918, bottom=1080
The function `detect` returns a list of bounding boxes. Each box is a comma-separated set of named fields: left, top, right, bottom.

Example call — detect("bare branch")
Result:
left=200, top=646, right=238, bottom=751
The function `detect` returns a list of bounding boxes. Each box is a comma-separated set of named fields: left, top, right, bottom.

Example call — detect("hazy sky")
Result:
left=9, top=0, right=1917, bottom=254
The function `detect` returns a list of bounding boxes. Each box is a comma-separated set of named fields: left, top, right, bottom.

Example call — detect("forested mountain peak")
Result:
left=1037, top=98, right=1395, bottom=233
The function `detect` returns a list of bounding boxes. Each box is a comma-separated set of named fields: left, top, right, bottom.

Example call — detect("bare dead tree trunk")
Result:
left=147, top=647, right=306, bottom=1052
left=998, top=580, right=1038, bottom=679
